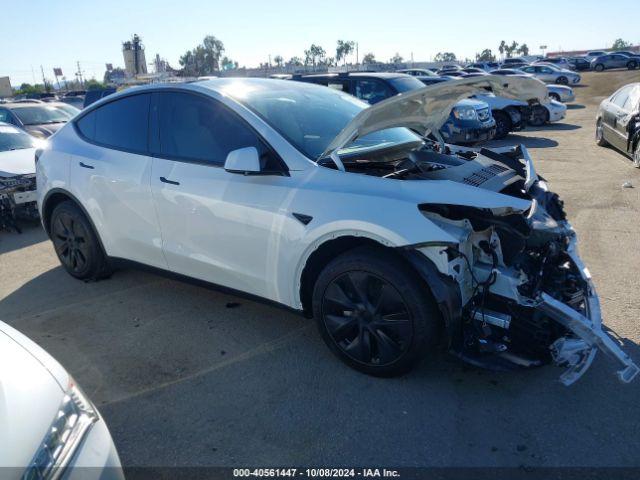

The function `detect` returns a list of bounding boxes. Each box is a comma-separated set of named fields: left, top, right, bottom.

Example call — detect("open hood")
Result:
left=321, top=75, right=548, bottom=159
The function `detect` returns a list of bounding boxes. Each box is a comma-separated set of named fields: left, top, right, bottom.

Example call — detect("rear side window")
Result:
left=76, top=94, right=150, bottom=153
left=154, top=91, right=280, bottom=169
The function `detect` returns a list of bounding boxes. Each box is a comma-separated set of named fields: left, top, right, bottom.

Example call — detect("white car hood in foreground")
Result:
left=0, top=323, right=68, bottom=468
left=0, top=148, right=36, bottom=177
left=323, top=75, right=549, bottom=157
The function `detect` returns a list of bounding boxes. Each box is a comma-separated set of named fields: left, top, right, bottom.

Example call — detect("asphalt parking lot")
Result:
left=2, top=70, right=640, bottom=468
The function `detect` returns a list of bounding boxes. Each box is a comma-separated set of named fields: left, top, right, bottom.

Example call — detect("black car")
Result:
left=83, top=88, right=117, bottom=108
left=596, top=82, right=640, bottom=167
left=293, top=72, right=425, bottom=105
left=568, top=57, right=591, bottom=71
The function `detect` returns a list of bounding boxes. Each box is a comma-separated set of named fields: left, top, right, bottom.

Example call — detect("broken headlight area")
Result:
left=0, top=174, right=38, bottom=233
left=416, top=148, right=638, bottom=385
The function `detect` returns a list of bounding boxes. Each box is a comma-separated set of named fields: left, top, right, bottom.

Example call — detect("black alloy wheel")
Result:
left=312, top=246, right=441, bottom=377
left=556, top=76, right=568, bottom=85
left=50, top=200, right=112, bottom=280
left=628, top=61, right=638, bottom=70
left=492, top=110, right=512, bottom=139
left=52, top=212, right=91, bottom=274
left=321, top=271, right=412, bottom=367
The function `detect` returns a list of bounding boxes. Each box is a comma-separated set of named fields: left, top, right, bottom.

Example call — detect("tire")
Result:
left=50, top=200, right=112, bottom=280
left=633, top=142, right=640, bottom=168
left=627, top=61, right=638, bottom=70
left=556, top=76, right=568, bottom=85
left=594, top=64, right=605, bottom=72
left=312, top=246, right=441, bottom=377
left=595, top=118, right=608, bottom=146
left=529, top=105, right=549, bottom=127
left=492, top=110, right=512, bottom=139
left=549, top=92, right=561, bottom=102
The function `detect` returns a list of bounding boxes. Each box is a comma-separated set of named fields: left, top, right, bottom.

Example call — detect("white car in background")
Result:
left=0, top=321, right=123, bottom=479
left=547, top=84, right=575, bottom=103
left=522, top=64, right=581, bottom=85
left=36, top=76, right=637, bottom=384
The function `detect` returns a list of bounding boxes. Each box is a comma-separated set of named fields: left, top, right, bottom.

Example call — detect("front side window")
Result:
left=155, top=91, right=277, bottom=169
left=76, top=93, right=150, bottom=153
left=229, top=80, right=421, bottom=159
left=612, top=86, right=633, bottom=108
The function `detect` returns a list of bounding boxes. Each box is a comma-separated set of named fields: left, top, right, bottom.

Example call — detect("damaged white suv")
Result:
left=37, top=76, right=638, bottom=385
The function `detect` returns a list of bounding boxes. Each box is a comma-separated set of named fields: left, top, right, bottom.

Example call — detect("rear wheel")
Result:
left=492, top=110, right=512, bottom=139
left=594, top=64, right=605, bottom=72
left=312, top=247, right=441, bottom=377
left=50, top=201, right=112, bottom=280
left=556, top=76, right=568, bottom=85
left=627, top=61, right=638, bottom=70
left=595, top=118, right=607, bottom=146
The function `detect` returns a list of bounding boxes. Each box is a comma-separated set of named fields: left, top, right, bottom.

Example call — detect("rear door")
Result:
left=148, top=91, right=293, bottom=299
left=604, top=86, right=633, bottom=150
left=71, top=93, right=167, bottom=268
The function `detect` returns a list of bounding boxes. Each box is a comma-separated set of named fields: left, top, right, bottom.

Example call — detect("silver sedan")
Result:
left=520, top=64, right=581, bottom=85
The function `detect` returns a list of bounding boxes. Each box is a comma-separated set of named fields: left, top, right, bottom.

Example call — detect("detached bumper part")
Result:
left=538, top=293, right=639, bottom=385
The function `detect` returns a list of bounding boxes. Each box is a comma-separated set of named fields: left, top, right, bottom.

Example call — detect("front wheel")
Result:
left=492, top=110, right=512, bottom=139
left=556, top=76, right=568, bottom=85
left=529, top=105, right=549, bottom=127
left=633, top=143, right=640, bottom=168
left=627, top=61, right=638, bottom=70
left=50, top=201, right=112, bottom=280
left=549, top=92, right=561, bottom=102
left=594, top=64, right=605, bottom=72
left=312, top=247, right=441, bottom=377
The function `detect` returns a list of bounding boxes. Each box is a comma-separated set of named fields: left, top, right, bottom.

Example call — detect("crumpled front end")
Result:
left=0, top=174, right=38, bottom=232
left=414, top=144, right=638, bottom=385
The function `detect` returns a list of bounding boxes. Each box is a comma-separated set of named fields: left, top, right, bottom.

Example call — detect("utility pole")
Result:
left=76, top=61, right=84, bottom=88
left=356, top=42, right=359, bottom=65
left=40, top=65, right=49, bottom=92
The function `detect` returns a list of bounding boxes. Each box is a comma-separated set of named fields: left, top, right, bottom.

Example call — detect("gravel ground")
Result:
left=1, top=70, right=640, bottom=468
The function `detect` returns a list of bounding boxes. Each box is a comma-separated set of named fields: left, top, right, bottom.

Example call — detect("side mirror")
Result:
left=224, top=147, right=261, bottom=175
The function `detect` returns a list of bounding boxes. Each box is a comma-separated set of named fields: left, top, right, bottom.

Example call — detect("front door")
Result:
left=148, top=91, right=293, bottom=299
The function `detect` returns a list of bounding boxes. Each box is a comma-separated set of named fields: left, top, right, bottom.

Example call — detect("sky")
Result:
left=1, top=0, right=639, bottom=86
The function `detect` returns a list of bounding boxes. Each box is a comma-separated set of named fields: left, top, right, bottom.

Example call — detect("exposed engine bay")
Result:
left=330, top=139, right=639, bottom=385
left=0, top=174, right=38, bottom=232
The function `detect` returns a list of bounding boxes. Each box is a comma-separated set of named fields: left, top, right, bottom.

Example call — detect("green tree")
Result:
left=362, top=52, right=376, bottom=64
left=221, top=56, right=238, bottom=70
left=434, top=52, right=457, bottom=62
left=287, top=56, right=303, bottom=67
left=273, top=55, right=284, bottom=67
left=179, top=35, right=225, bottom=76
left=475, top=49, right=496, bottom=62
left=612, top=38, right=632, bottom=50
left=390, top=52, right=403, bottom=63
left=336, top=40, right=355, bottom=65
left=517, top=43, right=530, bottom=56
left=304, top=44, right=326, bottom=67
left=17, top=83, right=45, bottom=95
left=85, top=79, right=107, bottom=90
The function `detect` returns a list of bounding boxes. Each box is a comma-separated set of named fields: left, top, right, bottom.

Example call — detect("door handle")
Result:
left=79, top=162, right=94, bottom=169
left=159, top=176, right=180, bottom=185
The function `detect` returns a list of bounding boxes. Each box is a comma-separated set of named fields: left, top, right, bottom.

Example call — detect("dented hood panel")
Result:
left=322, top=75, right=549, bottom=157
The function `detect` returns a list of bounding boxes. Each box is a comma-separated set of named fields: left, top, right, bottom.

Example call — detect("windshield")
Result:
left=229, top=80, right=421, bottom=159
left=389, top=76, right=425, bottom=93
left=0, top=124, right=35, bottom=152
left=52, top=103, right=80, bottom=117
left=12, top=105, right=71, bottom=125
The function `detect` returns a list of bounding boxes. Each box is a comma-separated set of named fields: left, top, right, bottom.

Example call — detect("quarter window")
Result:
left=154, top=91, right=280, bottom=169
left=76, top=93, right=150, bottom=153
